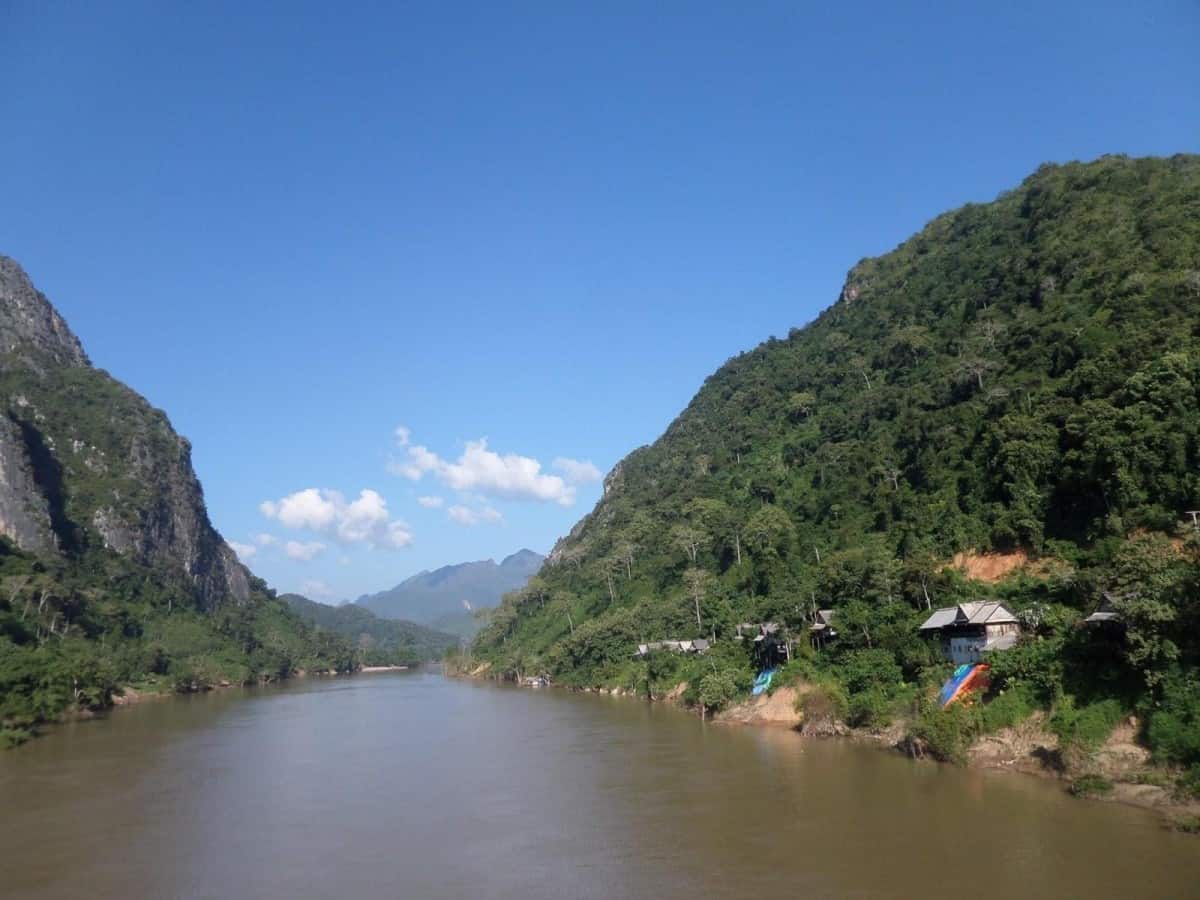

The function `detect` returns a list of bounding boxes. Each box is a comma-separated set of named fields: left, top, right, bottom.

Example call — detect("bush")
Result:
left=1126, top=769, right=1172, bottom=788
left=1175, top=765, right=1200, bottom=800
left=768, top=655, right=819, bottom=693
left=1174, top=816, right=1200, bottom=834
left=837, top=649, right=904, bottom=694
left=1069, top=774, right=1114, bottom=798
left=1050, top=697, right=1126, bottom=754
left=796, top=681, right=849, bottom=730
left=170, top=656, right=223, bottom=693
left=986, top=635, right=1065, bottom=702
left=911, top=698, right=980, bottom=764
left=848, top=686, right=893, bottom=728
left=0, top=725, right=33, bottom=749
left=1148, top=673, right=1200, bottom=766
left=698, top=671, right=739, bottom=713
left=980, top=686, right=1037, bottom=734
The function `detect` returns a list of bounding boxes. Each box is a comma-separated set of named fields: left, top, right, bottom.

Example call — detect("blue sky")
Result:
left=1, top=2, right=1197, bottom=603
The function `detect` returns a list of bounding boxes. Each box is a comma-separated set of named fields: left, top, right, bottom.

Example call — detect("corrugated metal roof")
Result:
left=920, top=607, right=957, bottom=630
left=920, top=602, right=1017, bottom=630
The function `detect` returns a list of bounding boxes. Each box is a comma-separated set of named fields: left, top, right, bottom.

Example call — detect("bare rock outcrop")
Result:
left=0, top=255, right=249, bottom=607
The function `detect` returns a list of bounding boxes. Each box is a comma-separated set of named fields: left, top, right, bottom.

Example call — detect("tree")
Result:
left=787, top=391, right=816, bottom=420
left=1110, top=533, right=1192, bottom=689
left=876, top=460, right=903, bottom=491
left=746, top=505, right=794, bottom=557
left=614, top=541, right=638, bottom=579
left=551, top=592, right=578, bottom=635
left=596, top=557, right=624, bottom=605
left=975, top=319, right=1007, bottom=352
left=889, top=324, right=931, bottom=366
left=683, top=568, right=710, bottom=632
left=956, top=356, right=997, bottom=392
left=848, top=355, right=874, bottom=390
left=524, top=576, right=551, bottom=610
left=671, top=524, right=706, bottom=564
left=698, top=670, right=738, bottom=718
left=1186, top=270, right=1200, bottom=298
left=685, top=498, right=742, bottom=566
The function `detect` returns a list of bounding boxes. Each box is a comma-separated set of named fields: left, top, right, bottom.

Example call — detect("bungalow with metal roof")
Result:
left=1084, top=592, right=1124, bottom=627
left=919, top=601, right=1020, bottom=664
left=634, top=638, right=711, bottom=657
left=734, top=622, right=791, bottom=665
left=809, top=609, right=838, bottom=648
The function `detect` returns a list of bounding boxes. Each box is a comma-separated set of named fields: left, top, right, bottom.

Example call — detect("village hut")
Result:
left=919, top=601, right=1020, bottom=664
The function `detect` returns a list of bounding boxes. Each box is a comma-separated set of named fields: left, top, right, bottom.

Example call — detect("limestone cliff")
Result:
left=0, top=256, right=248, bottom=607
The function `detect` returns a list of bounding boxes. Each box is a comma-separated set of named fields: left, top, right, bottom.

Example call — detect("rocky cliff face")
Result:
left=0, top=256, right=248, bottom=607
left=0, top=257, right=88, bottom=369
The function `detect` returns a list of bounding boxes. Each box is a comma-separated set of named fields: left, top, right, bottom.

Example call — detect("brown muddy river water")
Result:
left=2, top=672, right=1198, bottom=899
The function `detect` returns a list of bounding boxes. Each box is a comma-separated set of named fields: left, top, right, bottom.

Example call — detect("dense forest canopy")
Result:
left=0, top=539, right=355, bottom=747
left=283, top=593, right=458, bottom=666
left=471, top=154, right=1200, bottom=771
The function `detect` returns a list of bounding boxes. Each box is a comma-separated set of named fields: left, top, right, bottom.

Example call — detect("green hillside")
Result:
left=0, top=258, right=354, bottom=747
left=283, top=594, right=459, bottom=665
left=471, top=155, right=1200, bottom=772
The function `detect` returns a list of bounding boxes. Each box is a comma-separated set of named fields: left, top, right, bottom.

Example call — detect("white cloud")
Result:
left=264, top=488, right=339, bottom=530
left=337, top=489, right=389, bottom=543
left=228, top=541, right=257, bottom=561
left=417, top=495, right=445, bottom=508
left=383, top=520, right=415, bottom=548
left=553, top=457, right=602, bottom=485
left=447, top=504, right=504, bottom=526
left=285, top=540, right=327, bottom=561
left=395, top=425, right=411, bottom=447
left=301, top=579, right=335, bottom=600
left=260, top=488, right=413, bottom=550
left=255, top=533, right=279, bottom=547
left=390, top=435, right=578, bottom=505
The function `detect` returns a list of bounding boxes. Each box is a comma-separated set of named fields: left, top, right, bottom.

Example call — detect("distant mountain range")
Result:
left=356, top=549, right=543, bottom=637
left=282, top=594, right=458, bottom=664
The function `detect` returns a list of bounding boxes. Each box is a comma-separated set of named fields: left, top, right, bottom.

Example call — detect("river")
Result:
left=2, top=672, right=1198, bottom=899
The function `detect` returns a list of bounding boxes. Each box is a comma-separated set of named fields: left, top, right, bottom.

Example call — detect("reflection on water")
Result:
left=2, top=673, right=1198, bottom=899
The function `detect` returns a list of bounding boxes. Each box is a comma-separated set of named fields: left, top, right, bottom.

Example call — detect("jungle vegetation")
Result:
left=0, top=538, right=354, bottom=747
left=469, top=155, right=1200, bottom=780
left=282, top=593, right=459, bottom=666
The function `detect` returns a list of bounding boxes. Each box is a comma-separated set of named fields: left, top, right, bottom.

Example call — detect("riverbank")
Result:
left=9, top=665, right=392, bottom=746
left=450, top=664, right=1200, bottom=832
left=709, top=684, right=1200, bottom=830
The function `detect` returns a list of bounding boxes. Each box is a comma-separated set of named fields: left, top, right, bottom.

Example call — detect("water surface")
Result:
left=2, top=673, right=1198, bottom=899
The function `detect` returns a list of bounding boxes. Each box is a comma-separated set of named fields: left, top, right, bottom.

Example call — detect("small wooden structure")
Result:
left=919, top=601, right=1020, bottom=664
left=734, top=622, right=791, bottom=666
left=809, top=609, right=838, bottom=648
left=635, top=638, right=711, bottom=658
left=1084, top=592, right=1125, bottom=630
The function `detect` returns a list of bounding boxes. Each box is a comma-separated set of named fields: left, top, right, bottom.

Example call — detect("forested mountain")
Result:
left=0, top=257, right=352, bottom=746
left=357, top=549, right=543, bottom=637
left=472, top=155, right=1200, bottom=771
left=283, top=594, right=458, bottom=664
